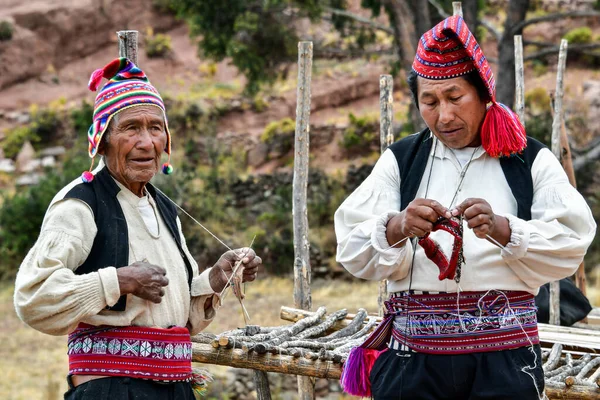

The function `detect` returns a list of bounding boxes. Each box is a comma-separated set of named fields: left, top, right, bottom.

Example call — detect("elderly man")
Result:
left=336, top=17, right=596, bottom=400
left=14, top=58, right=261, bottom=399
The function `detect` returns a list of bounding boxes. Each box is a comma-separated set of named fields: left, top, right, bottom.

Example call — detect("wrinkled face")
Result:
left=417, top=76, right=487, bottom=149
left=100, top=105, right=167, bottom=196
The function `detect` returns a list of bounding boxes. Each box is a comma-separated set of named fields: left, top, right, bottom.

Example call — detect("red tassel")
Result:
left=88, top=68, right=105, bottom=91
left=481, top=102, right=527, bottom=158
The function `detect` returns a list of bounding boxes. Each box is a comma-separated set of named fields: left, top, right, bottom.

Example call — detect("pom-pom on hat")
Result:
left=412, top=16, right=526, bottom=158
left=82, top=57, right=173, bottom=182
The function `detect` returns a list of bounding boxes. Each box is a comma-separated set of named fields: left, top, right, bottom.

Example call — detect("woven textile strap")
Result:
left=68, top=323, right=193, bottom=381
left=390, top=290, right=539, bottom=354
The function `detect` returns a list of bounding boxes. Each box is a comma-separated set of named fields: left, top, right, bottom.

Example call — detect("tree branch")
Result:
left=479, top=18, right=502, bottom=42
left=573, top=142, right=600, bottom=171
left=524, top=43, right=600, bottom=61
left=511, top=11, right=600, bottom=36
left=428, top=0, right=448, bottom=18
left=325, top=7, right=394, bottom=34
left=428, top=0, right=500, bottom=42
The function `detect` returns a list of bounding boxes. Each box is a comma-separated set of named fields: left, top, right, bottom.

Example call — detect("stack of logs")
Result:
left=544, top=343, right=600, bottom=391
left=193, top=306, right=378, bottom=364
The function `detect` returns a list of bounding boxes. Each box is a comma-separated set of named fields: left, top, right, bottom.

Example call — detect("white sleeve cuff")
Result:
left=371, top=210, right=407, bottom=266
left=191, top=268, right=217, bottom=297
left=97, top=267, right=121, bottom=307
left=501, top=214, right=530, bottom=259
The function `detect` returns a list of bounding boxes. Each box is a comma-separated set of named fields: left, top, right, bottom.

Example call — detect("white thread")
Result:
left=153, top=186, right=234, bottom=252
left=486, top=234, right=513, bottom=255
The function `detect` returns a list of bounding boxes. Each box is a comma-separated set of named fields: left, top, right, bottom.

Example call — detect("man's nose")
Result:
left=438, top=102, right=456, bottom=125
left=136, top=128, right=154, bottom=150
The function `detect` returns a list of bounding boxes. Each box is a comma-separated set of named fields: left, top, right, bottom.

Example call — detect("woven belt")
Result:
left=389, top=290, right=539, bottom=354
left=68, top=323, right=193, bottom=381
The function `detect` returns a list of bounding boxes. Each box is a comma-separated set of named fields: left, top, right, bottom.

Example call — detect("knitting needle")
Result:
left=485, top=234, right=513, bottom=255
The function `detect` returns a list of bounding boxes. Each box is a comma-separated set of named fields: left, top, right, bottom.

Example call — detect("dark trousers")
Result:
left=370, top=345, right=545, bottom=400
left=64, top=376, right=196, bottom=400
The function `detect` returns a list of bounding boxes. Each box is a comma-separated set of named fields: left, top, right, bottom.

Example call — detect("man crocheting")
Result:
left=14, top=58, right=261, bottom=399
left=335, top=16, right=596, bottom=400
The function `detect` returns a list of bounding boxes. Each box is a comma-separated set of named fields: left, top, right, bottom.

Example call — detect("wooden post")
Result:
left=514, top=35, right=526, bottom=126
left=378, top=75, right=394, bottom=316
left=254, top=371, right=272, bottom=400
left=452, top=2, right=463, bottom=17
left=293, top=41, right=315, bottom=400
left=549, top=39, right=568, bottom=326
left=117, top=30, right=138, bottom=65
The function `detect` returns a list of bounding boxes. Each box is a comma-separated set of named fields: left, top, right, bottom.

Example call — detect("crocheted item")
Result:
left=418, top=216, right=464, bottom=281
left=413, top=16, right=526, bottom=158
left=82, top=57, right=173, bottom=181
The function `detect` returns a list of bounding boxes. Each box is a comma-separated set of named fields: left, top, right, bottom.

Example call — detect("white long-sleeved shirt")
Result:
left=14, top=175, right=220, bottom=336
left=335, top=135, right=596, bottom=294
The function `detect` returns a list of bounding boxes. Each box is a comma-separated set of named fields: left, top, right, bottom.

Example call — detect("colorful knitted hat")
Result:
left=82, top=57, right=173, bottom=182
left=413, top=16, right=526, bottom=158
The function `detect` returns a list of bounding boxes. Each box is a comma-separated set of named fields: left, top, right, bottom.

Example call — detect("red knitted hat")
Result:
left=413, top=16, right=526, bottom=158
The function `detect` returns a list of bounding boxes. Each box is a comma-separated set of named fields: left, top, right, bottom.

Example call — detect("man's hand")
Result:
left=209, top=248, right=261, bottom=293
left=451, top=198, right=510, bottom=246
left=117, top=262, right=169, bottom=303
left=386, top=199, right=451, bottom=247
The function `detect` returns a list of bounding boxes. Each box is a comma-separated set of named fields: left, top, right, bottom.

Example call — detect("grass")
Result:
left=0, top=277, right=379, bottom=400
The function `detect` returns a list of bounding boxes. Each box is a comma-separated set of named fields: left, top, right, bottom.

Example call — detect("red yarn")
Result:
left=88, top=58, right=125, bottom=91
left=340, top=347, right=387, bottom=397
left=481, top=102, right=527, bottom=158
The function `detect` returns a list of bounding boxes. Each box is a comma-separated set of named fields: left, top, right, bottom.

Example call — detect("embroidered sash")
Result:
left=68, top=323, right=193, bottom=381
left=389, top=290, right=539, bottom=354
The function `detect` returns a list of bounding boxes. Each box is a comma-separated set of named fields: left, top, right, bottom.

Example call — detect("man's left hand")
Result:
left=209, top=248, right=261, bottom=292
left=451, top=198, right=510, bottom=246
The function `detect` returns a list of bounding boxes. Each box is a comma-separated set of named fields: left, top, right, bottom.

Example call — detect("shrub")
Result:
left=2, top=126, right=39, bottom=159
left=564, top=27, right=592, bottom=44
left=340, top=112, right=378, bottom=152
left=260, top=118, right=295, bottom=143
left=146, top=31, right=173, bottom=58
left=0, top=21, right=12, bottom=41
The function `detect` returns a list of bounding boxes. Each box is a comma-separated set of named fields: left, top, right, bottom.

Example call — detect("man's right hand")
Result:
left=116, top=262, right=169, bottom=303
left=386, top=199, right=451, bottom=247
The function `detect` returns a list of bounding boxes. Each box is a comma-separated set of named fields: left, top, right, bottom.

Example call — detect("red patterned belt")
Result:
left=389, top=290, right=539, bottom=354
left=68, top=323, right=193, bottom=381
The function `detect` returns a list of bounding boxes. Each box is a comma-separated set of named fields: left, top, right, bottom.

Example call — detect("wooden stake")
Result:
left=293, top=41, right=315, bottom=400
left=549, top=39, right=568, bottom=326
left=452, top=2, right=463, bottom=17
left=514, top=35, right=526, bottom=126
left=117, top=30, right=138, bottom=65
left=378, top=74, right=394, bottom=317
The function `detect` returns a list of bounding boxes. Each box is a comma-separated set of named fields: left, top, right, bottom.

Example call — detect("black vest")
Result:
left=388, top=128, right=546, bottom=220
left=64, top=167, right=194, bottom=311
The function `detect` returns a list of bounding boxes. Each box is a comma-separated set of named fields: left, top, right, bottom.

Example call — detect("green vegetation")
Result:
left=564, top=27, right=593, bottom=44
left=0, top=20, right=12, bottom=41
left=341, top=112, right=378, bottom=153
left=145, top=30, right=173, bottom=58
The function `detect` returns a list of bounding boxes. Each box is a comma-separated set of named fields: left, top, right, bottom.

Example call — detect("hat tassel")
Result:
left=81, top=158, right=95, bottom=183
left=481, top=102, right=527, bottom=158
left=162, top=153, right=173, bottom=175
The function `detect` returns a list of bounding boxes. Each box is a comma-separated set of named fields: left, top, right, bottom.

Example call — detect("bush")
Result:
left=340, top=112, right=378, bottom=153
left=564, top=27, right=592, bottom=44
left=260, top=118, right=295, bottom=143
left=146, top=31, right=173, bottom=58
left=0, top=20, right=12, bottom=41
left=1, top=126, right=39, bottom=159
left=0, top=145, right=88, bottom=279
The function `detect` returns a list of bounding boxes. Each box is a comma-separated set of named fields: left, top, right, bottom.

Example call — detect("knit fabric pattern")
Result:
left=87, top=57, right=171, bottom=158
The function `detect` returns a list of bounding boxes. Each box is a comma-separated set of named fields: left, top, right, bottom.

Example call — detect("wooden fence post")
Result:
left=378, top=75, right=394, bottom=316
left=293, top=41, right=315, bottom=400
left=514, top=35, right=525, bottom=126
left=549, top=39, right=568, bottom=326
left=452, top=2, right=463, bottom=17
left=117, top=30, right=138, bottom=64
